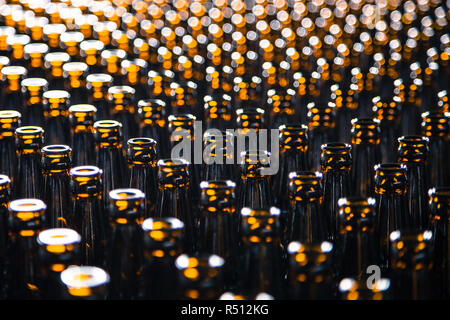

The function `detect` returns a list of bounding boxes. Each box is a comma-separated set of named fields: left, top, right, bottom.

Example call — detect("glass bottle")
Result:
left=274, top=124, right=309, bottom=210
left=0, top=110, right=21, bottom=182
left=141, top=217, right=184, bottom=299
left=203, top=131, right=235, bottom=181
left=429, top=187, right=450, bottom=298
left=421, top=111, right=449, bottom=187
left=350, top=118, right=381, bottom=198
left=7, top=198, right=46, bottom=299
left=42, top=90, right=71, bottom=145
left=127, top=137, right=158, bottom=218
left=23, top=43, right=48, bottom=78
left=239, top=207, right=282, bottom=298
left=286, top=241, right=334, bottom=300
left=69, top=165, right=107, bottom=267
left=237, top=150, right=274, bottom=212
left=307, top=102, right=336, bottom=171
left=106, top=188, right=145, bottom=299
left=286, top=171, right=329, bottom=245
left=374, top=163, right=409, bottom=269
left=79, top=39, right=104, bottom=74
left=20, top=77, right=48, bottom=127
left=14, top=126, right=44, bottom=199
left=137, top=98, right=169, bottom=158
left=372, top=95, right=402, bottom=163
left=321, top=142, right=352, bottom=241
left=337, top=197, right=379, bottom=281
left=397, top=135, right=430, bottom=229
left=0, top=175, right=10, bottom=298
left=203, top=93, right=233, bottom=130
left=69, top=104, right=97, bottom=167
left=155, top=159, right=196, bottom=254
left=107, top=85, right=136, bottom=144
left=198, top=180, right=238, bottom=289
left=175, top=253, right=225, bottom=300
left=44, top=52, right=70, bottom=90
left=93, top=120, right=127, bottom=207
left=86, top=73, right=113, bottom=120
left=37, top=228, right=81, bottom=299
left=42, top=145, right=72, bottom=228
left=0, top=65, right=27, bottom=111
left=59, top=265, right=109, bottom=300
left=62, top=62, right=88, bottom=105
left=389, top=230, right=433, bottom=299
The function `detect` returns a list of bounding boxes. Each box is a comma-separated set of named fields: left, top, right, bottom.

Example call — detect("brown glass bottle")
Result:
left=175, top=253, right=225, bottom=299
left=141, top=217, right=184, bottom=299
left=37, top=228, right=81, bottom=299
left=60, top=265, right=109, bottom=300
left=106, top=188, right=145, bottom=299
left=7, top=198, right=46, bottom=299
left=0, top=175, right=10, bottom=298
left=127, top=137, right=158, bottom=218
left=14, top=126, right=44, bottom=199
left=43, top=90, right=71, bottom=145
left=0, top=110, right=20, bottom=182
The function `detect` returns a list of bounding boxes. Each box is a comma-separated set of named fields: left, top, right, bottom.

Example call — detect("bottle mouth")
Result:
left=337, top=197, right=376, bottom=208
left=168, top=113, right=196, bottom=123
left=15, top=125, right=44, bottom=136
left=38, top=228, right=81, bottom=246
left=80, top=39, right=104, bottom=51
left=69, top=104, right=97, bottom=114
left=0, top=110, right=21, bottom=119
left=138, top=98, right=166, bottom=108
left=241, top=206, right=280, bottom=217
left=107, top=85, right=135, bottom=95
left=321, top=142, right=351, bottom=151
left=398, top=135, right=429, bottom=145
left=42, top=144, right=72, bottom=154
left=351, top=118, right=381, bottom=127
left=86, top=73, right=113, bottom=84
left=43, top=89, right=70, bottom=100
left=109, top=188, right=145, bottom=201
left=60, top=266, right=110, bottom=289
left=142, top=217, right=184, bottom=232
left=279, top=123, right=308, bottom=133
left=288, top=171, right=322, bottom=182
left=101, top=48, right=126, bottom=59
left=70, top=165, right=102, bottom=177
left=44, top=52, right=70, bottom=63
left=9, top=198, right=46, bottom=213
left=21, top=77, right=48, bottom=88
left=374, top=163, right=406, bottom=173
left=121, top=58, right=147, bottom=69
left=127, top=137, right=157, bottom=148
left=287, top=241, right=333, bottom=255
left=339, top=278, right=391, bottom=293
left=389, top=229, right=433, bottom=243
left=175, top=254, right=225, bottom=271
left=200, top=180, right=236, bottom=190
left=1, top=65, right=27, bottom=76
left=93, top=119, right=122, bottom=129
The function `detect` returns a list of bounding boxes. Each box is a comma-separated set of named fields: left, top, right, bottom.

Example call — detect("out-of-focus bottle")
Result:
left=69, top=104, right=97, bottom=167
left=239, top=207, right=282, bottom=298
left=389, top=230, right=433, bottom=299
left=0, top=175, right=10, bottom=298
left=141, top=217, right=184, bottom=299
left=429, top=187, right=450, bottom=298
left=43, top=90, right=71, bottom=145
left=339, top=277, right=392, bottom=300
left=198, top=180, right=238, bottom=289
left=60, top=265, right=110, bottom=300
left=20, top=77, right=48, bottom=127
left=37, top=228, right=81, bottom=299
left=175, top=253, right=225, bottom=300
left=287, top=241, right=334, bottom=299
left=0, top=110, right=20, bottom=182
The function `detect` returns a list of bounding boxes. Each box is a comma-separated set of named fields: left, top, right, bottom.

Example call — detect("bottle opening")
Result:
left=70, top=165, right=102, bottom=176
left=9, top=198, right=46, bottom=212
left=38, top=228, right=81, bottom=245
left=109, top=188, right=145, bottom=200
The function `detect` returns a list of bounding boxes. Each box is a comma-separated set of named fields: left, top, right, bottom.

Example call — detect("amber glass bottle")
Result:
left=69, top=104, right=97, bottom=167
